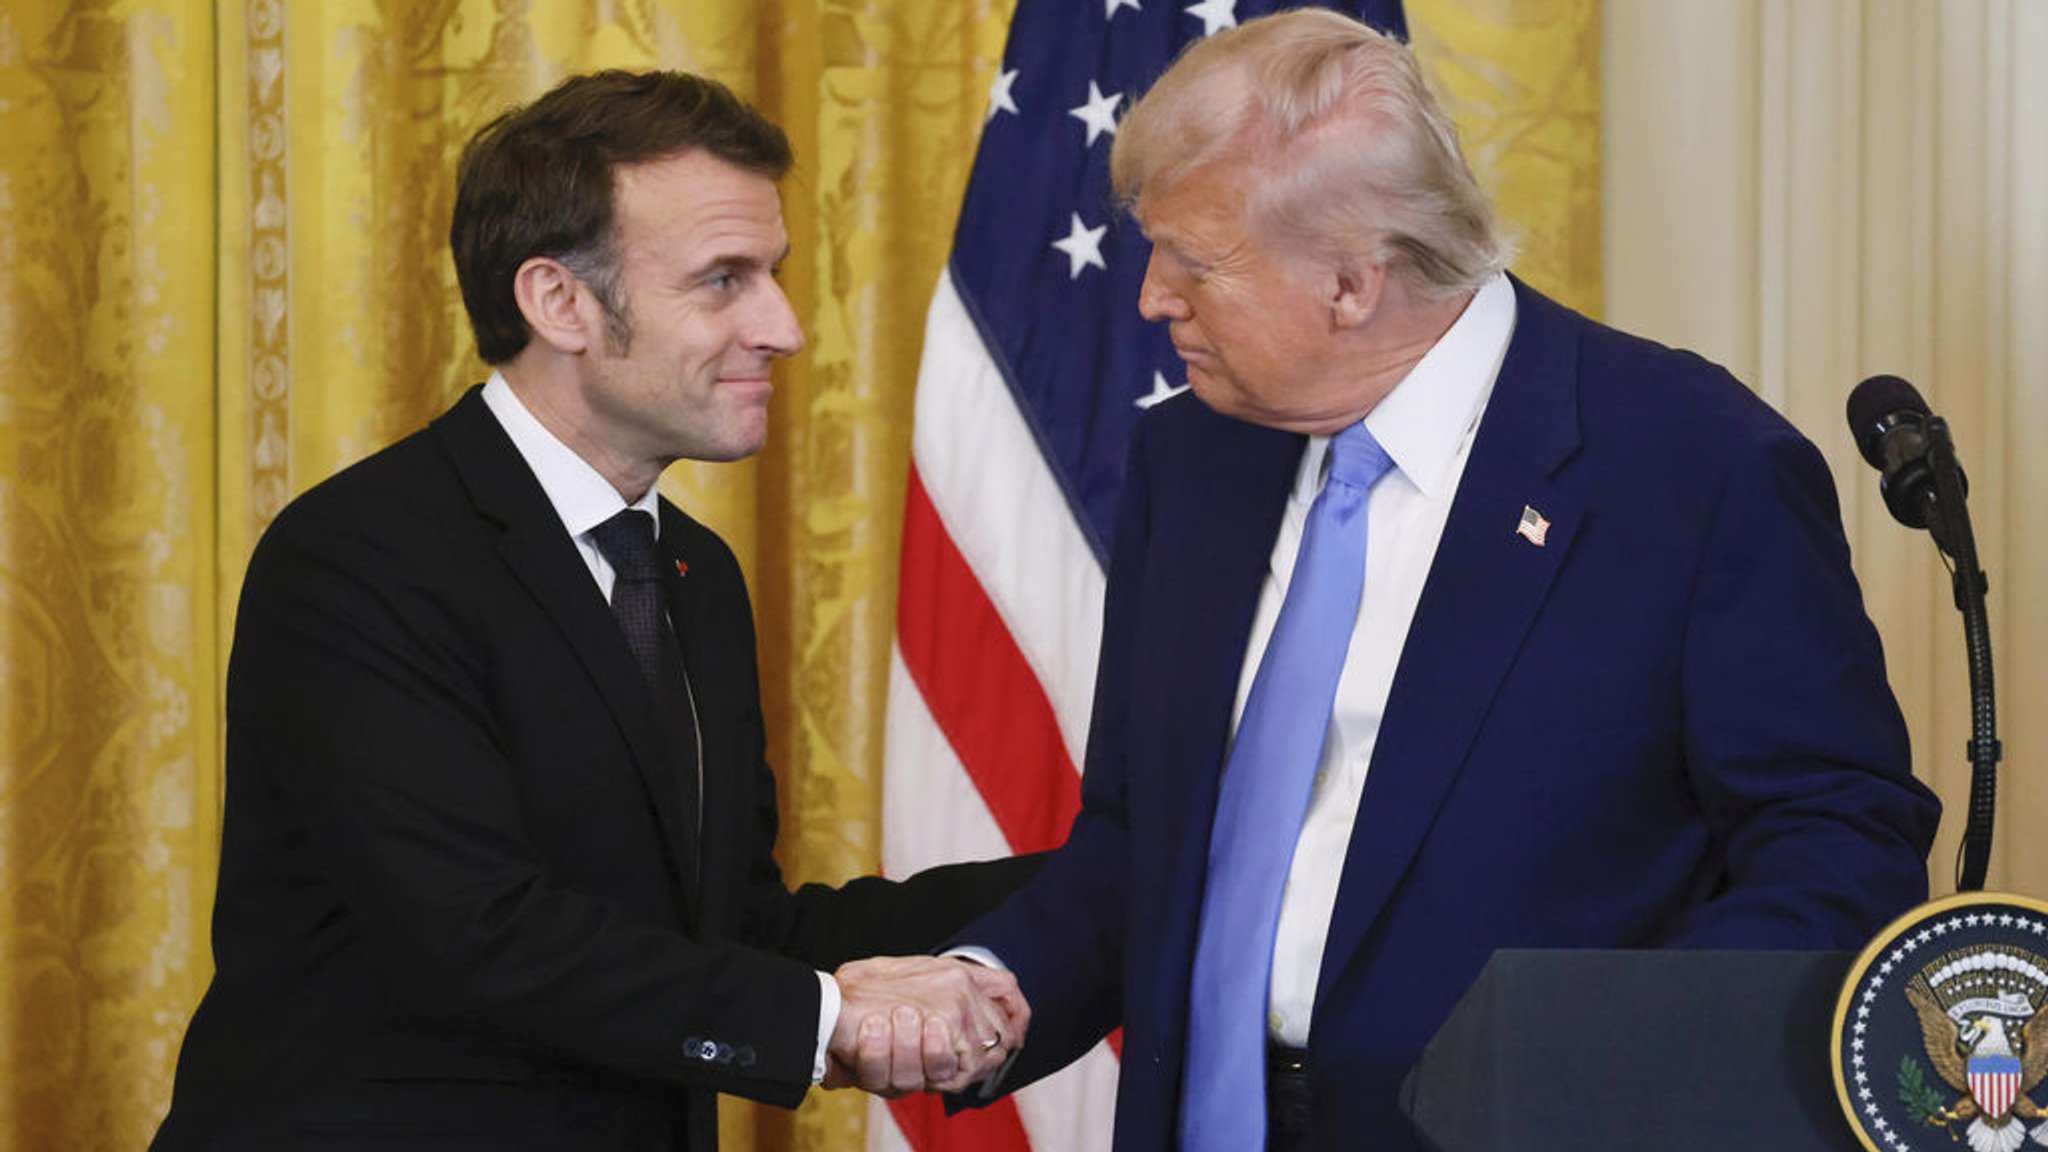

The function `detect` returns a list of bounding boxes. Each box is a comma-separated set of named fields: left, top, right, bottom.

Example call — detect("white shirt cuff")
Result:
left=813, top=970, right=841, bottom=1084
left=942, top=945, right=1007, bottom=970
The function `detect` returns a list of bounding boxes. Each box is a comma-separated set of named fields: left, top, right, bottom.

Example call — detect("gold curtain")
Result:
left=0, top=1, right=1595, bottom=1148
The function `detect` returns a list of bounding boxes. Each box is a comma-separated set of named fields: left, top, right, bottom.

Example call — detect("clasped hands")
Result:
left=825, top=955, right=1029, bottom=1097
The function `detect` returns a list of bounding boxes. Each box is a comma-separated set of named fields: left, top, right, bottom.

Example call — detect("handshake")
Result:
left=825, top=955, right=1030, bottom=1097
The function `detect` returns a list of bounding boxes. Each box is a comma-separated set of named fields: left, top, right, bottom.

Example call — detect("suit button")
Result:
left=716, top=1043, right=734, bottom=1064
left=682, top=1036, right=702, bottom=1060
left=735, top=1046, right=757, bottom=1068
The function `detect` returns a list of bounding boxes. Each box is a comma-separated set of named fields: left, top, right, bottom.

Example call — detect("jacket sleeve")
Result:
left=230, top=497, right=823, bottom=1106
left=1664, top=425, right=1939, bottom=947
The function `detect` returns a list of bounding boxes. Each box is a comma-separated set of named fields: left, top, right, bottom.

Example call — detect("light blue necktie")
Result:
left=1180, top=421, right=1394, bottom=1151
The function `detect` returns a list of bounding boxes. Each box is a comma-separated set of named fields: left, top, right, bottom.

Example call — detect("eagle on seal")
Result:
left=1906, top=979, right=2048, bottom=1152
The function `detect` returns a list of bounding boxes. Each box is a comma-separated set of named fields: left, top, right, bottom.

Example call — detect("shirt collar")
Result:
left=481, top=372, right=662, bottom=539
left=1297, top=271, right=1517, bottom=500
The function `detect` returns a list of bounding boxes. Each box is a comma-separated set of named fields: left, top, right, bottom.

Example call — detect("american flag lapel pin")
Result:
left=1515, top=505, right=1550, bottom=547
left=673, top=558, right=689, bottom=577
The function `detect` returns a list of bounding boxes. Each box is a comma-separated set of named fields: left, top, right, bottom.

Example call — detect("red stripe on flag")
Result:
left=887, top=1091, right=1033, bottom=1152
left=897, top=465, right=1082, bottom=854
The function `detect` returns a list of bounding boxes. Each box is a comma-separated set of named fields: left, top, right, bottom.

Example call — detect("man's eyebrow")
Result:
left=1146, top=231, right=1201, bottom=262
left=691, top=244, right=792, bottom=276
left=1140, top=219, right=1197, bottom=252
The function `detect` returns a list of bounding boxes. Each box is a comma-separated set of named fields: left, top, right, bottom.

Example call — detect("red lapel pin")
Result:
left=673, top=559, right=689, bottom=577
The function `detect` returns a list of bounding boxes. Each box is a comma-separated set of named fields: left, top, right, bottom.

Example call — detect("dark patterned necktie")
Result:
left=589, top=509, right=701, bottom=895
left=590, top=510, right=673, bottom=689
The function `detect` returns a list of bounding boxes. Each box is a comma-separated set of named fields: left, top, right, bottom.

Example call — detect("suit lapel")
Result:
left=656, top=513, right=732, bottom=932
left=1315, top=280, right=1588, bottom=1005
left=1139, top=405, right=1305, bottom=1030
left=431, top=389, right=699, bottom=899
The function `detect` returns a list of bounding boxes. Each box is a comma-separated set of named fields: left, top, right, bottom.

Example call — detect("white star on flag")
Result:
left=1105, top=0, right=1142, bottom=16
left=987, top=67, right=1021, bottom=122
left=1051, top=213, right=1109, bottom=279
left=1136, top=371, right=1186, bottom=409
left=1068, top=80, right=1123, bottom=147
left=1185, top=0, right=1238, bottom=35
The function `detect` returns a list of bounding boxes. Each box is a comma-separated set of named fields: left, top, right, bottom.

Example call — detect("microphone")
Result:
left=1844, top=374, right=1966, bottom=541
left=1846, top=373, right=1999, bottom=892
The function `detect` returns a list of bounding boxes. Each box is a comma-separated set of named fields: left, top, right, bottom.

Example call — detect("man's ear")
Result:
left=1329, top=260, right=1386, bottom=330
left=512, top=256, right=597, bottom=355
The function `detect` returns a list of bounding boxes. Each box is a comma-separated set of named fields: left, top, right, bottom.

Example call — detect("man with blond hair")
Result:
left=946, top=10, right=1937, bottom=1150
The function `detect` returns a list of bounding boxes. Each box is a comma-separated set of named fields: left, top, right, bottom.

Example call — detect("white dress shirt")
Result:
left=1239, top=274, right=1517, bottom=1045
left=482, top=374, right=662, bottom=589
left=480, top=373, right=841, bottom=1081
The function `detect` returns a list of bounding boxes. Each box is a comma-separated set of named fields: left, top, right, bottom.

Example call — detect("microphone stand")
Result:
left=1924, top=416, right=1999, bottom=892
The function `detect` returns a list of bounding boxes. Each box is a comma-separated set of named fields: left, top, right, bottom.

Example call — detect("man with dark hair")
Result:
left=151, top=70, right=1031, bottom=1151
left=449, top=70, right=798, bottom=368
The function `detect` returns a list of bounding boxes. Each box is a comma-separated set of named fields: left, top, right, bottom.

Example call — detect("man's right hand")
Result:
left=825, top=955, right=1030, bottom=1096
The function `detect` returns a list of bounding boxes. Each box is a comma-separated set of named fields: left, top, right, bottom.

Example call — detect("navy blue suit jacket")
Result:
left=960, top=279, right=1939, bottom=1150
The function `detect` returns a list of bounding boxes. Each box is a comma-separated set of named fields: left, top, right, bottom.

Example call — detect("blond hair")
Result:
left=1110, top=9, right=1509, bottom=299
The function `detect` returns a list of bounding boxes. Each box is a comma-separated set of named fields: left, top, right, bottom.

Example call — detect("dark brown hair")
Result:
left=451, top=70, right=793, bottom=364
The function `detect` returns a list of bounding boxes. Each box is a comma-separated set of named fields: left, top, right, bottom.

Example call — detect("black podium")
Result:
left=1400, top=950, right=1860, bottom=1152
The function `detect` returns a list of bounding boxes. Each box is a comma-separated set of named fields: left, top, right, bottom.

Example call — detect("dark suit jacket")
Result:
left=153, top=387, right=1034, bottom=1151
left=959, top=279, right=1940, bottom=1150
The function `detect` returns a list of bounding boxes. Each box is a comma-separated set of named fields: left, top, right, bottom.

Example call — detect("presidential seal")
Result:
left=1836, top=892, right=2048, bottom=1152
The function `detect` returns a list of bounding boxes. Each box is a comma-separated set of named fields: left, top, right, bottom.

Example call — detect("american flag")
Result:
left=876, top=2, right=1405, bottom=1149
